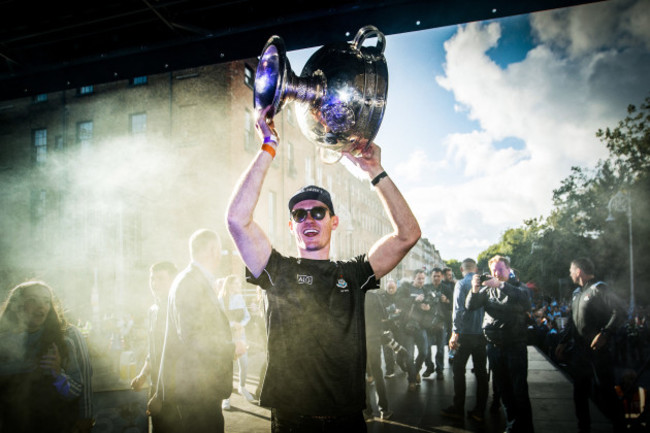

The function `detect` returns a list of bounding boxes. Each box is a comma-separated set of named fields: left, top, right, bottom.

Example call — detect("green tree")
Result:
left=478, top=95, right=650, bottom=307
left=443, top=259, right=462, bottom=280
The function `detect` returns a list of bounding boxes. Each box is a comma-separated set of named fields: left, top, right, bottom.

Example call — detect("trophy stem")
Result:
left=283, top=71, right=325, bottom=108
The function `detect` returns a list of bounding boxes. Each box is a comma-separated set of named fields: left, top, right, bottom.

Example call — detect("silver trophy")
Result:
left=254, top=25, right=388, bottom=163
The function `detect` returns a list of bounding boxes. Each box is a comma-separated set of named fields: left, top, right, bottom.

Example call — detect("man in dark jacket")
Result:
left=398, top=269, right=431, bottom=391
left=556, top=257, right=625, bottom=433
left=422, top=268, right=452, bottom=380
left=466, top=255, right=533, bottom=431
left=378, top=279, right=400, bottom=377
left=151, top=229, right=246, bottom=433
left=364, top=290, right=392, bottom=420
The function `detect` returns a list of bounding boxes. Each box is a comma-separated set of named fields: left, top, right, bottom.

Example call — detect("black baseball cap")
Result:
left=288, top=185, right=335, bottom=215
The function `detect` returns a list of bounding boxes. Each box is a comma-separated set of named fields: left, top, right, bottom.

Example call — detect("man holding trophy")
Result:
left=227, top=102, right=420, bottom=432
left=226, top=25, right=419, bottom=432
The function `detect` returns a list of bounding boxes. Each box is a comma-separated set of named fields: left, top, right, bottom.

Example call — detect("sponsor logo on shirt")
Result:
left=297, top=274, right=313, bottom=285
left=337, top=278, right=348, bottom=289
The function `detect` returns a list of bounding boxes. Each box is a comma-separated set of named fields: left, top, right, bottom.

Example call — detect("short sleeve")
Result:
left=246, top=249, right=282, bottom=290
left=342, top=254, right=379, bottom=291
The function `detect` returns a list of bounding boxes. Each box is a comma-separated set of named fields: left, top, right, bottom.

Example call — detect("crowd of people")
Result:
left=368, top=256, right=649, bottom=432
left=1, top=105, right=648, bottom=433
left=2, top=255, right=648, bottom=432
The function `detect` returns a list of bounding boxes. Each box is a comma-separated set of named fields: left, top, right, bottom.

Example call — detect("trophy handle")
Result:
left=352, top=25, right=386, bottom=54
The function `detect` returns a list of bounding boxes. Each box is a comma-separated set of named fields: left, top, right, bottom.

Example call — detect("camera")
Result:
left=423, top=290, right=440, bottom=305
left=381, top=330, right=410, bottom=373
left=479, top=273, right=492, bottom=283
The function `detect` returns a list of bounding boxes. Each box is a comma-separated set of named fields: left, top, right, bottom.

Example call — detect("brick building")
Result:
left=0, top=58, right=441, bottom=317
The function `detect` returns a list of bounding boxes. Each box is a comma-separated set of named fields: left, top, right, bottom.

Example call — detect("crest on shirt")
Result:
left=297, top=274, right=313, bottom=285
left=337, top=278, right=348, bottom=289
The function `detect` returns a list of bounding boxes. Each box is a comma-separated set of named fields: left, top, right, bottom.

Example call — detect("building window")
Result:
left=33, top=93, right=48, bottom=103
left=244, top=64, right=254, bottom=89
left=244, top=109, right=256, bottom=152
left=130, top=112, right=147, bottom=135
left=77, top=121, right=93, bottom=151
left=33, top=128, right=47, bottom=163
left=55, top=135, right=64, bottom=151
left=78, top=85, right=94, bottom=95
left=130, top=76, right=148, bottom=86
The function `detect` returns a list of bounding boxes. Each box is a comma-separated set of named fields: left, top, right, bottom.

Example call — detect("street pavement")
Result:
left=222, top=346, right=613, bottom=432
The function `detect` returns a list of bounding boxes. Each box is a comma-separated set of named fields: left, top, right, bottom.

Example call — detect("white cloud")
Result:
left=413, top=0, right=650, bottom=260
left=531, top=0, right=650, bottom=56
left=393, top=149, right=447, bottom=184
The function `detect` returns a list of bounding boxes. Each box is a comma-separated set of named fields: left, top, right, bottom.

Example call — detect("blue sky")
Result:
left=287, top=0, right=650, bottom=261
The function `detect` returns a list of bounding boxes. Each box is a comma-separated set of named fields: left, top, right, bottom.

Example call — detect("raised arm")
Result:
left=226, top=106, right=276, bottom=277
left=344, top=143, right=421, bottom=279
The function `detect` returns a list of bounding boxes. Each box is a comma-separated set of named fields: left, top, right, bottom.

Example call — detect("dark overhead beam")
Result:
left=0, top=0, right=602, bottom=101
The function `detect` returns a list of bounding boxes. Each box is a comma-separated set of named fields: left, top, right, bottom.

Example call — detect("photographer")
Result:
left=379, top=280, right=401, bottom=377
left=397, top=269, right=431, bottom=391
left=422, top=268, right=452, bottom=380
left=363, top=290, right=393, bottom=420
left=466, top=255, right=533, bottom=432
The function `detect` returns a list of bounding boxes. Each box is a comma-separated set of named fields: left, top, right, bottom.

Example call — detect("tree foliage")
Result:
left=444, top=259, right=462, bottom=281
left=475, top=95, right=650, bottom=307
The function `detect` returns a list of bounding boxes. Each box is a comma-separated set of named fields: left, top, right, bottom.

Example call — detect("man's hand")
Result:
left=449, top=332, right=460, bottom=350
left=483, top=277, right=501, bottom=289
left=343, top=142, right=383, bottom=179
left=441, top=294, right=449, bottom=303
left=130, top=373, right=147, bottom=391
left=471, top=275, right=482, bottom=293
left=256, top=105, right=279, bottom=143
left=420, top=303, right=431, bottom=311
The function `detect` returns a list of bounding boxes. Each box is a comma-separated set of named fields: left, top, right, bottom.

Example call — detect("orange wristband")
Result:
left=261, top=143, right=276, bottom=159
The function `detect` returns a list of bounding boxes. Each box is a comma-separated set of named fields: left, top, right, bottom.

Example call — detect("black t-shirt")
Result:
left=246, top=249, right=379, bottom=415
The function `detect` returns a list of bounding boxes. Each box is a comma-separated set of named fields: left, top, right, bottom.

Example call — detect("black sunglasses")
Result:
left=290, top=206, right=329, bottom=223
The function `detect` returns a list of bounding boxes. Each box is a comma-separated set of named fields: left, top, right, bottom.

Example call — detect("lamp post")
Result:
left=606, top=191, right=634, bottom=316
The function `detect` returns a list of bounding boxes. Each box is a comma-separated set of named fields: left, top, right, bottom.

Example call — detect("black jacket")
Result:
left=466, top=277, right=531, bottom=344
left=561, top=279, right=625, bottom=346
left=158, top=264, right=234, bottom=403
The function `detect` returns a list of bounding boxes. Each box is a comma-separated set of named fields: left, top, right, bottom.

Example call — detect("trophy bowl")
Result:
left=254, top=25, right=388, bottom=164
